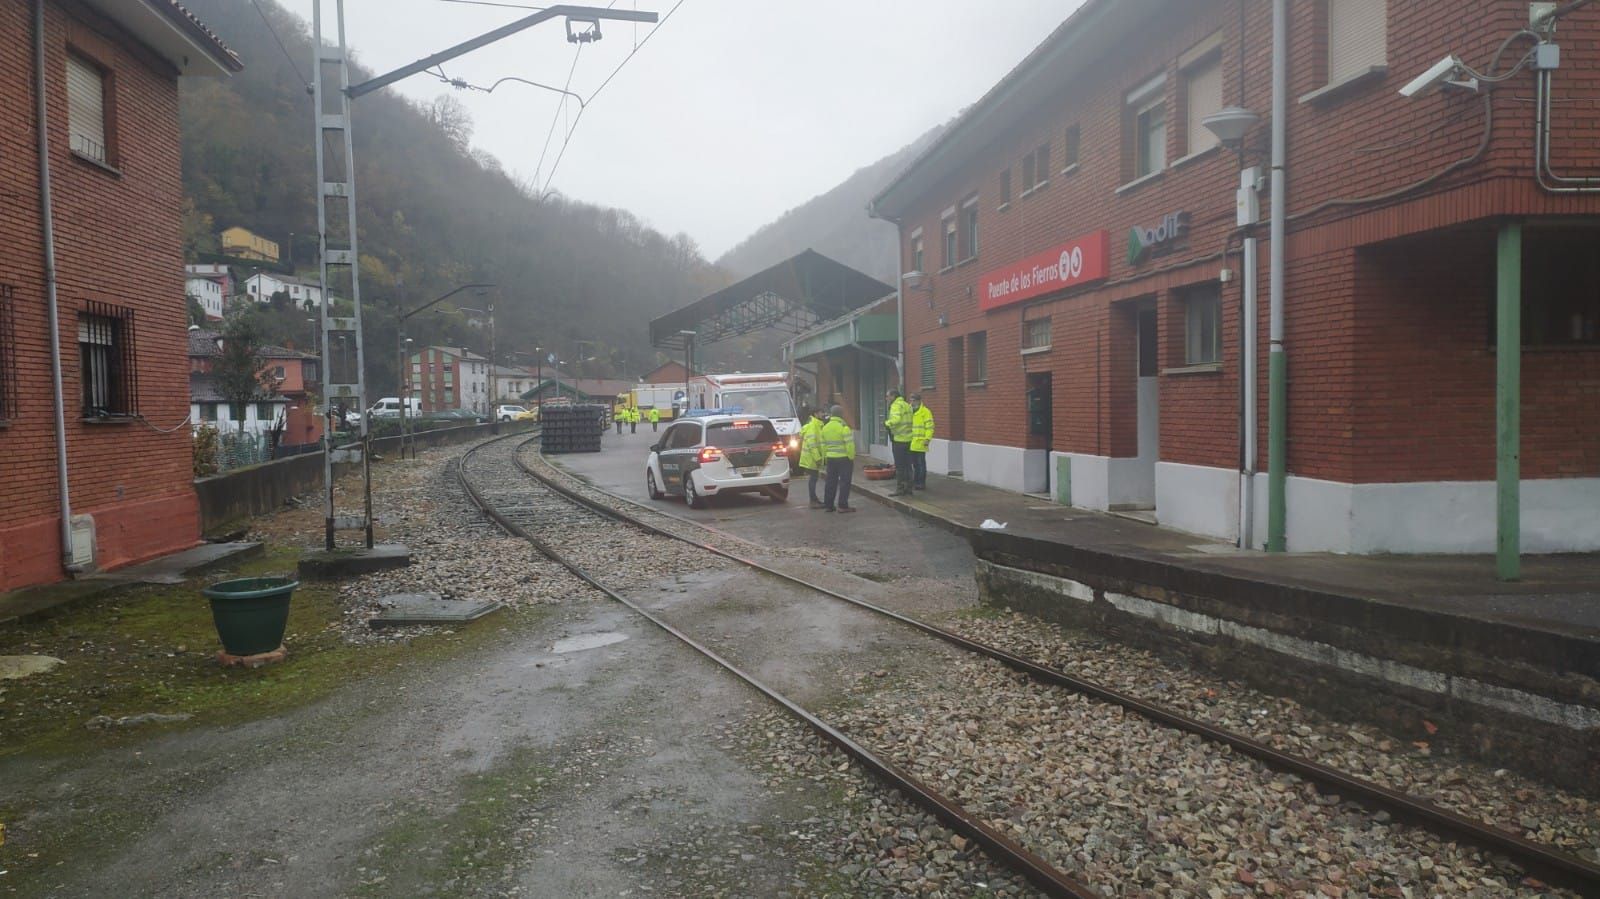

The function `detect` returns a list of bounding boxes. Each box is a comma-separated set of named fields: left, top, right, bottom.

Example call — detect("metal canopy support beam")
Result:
left=347, top=4, right=657, bottom=99
left=1496, top=223, right=1522, bottom=580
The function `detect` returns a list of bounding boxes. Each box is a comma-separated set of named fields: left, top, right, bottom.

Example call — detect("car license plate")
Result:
left=739, top=466, right=762, bottom=477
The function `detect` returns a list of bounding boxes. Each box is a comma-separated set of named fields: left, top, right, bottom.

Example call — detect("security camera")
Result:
left=1399, top=55, right=1466, bottom=98
left=900, top=270, right=925, bottom=289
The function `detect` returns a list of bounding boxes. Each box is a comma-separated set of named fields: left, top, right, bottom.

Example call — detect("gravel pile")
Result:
left=945, top=610, right=1600, bottom=864
left=828, top=656, right=1569, bottom=897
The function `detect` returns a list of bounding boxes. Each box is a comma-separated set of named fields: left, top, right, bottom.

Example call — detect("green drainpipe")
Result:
left=1496, top=223, right=1522, bottom=580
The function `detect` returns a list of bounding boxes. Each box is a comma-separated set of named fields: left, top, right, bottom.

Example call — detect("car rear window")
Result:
left=707, top=420, right=778, bottom=447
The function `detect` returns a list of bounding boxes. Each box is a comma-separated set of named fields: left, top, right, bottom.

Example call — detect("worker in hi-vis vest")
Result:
left=884, top=389, right=913, bottom=496
left=648, top=406, right=661, bottom=431
left=613, top=403, right=626, bottom=434
left=798, top=406, right=827, bottom=508
left=909, top=393, right=934, bottom=491
left=820, top=405, right=856, bottom=513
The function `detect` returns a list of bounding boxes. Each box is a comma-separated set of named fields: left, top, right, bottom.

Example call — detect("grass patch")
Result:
left=0, top=545, right=514, bottom=760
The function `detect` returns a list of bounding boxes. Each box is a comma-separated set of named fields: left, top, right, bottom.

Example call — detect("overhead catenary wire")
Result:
left=538, top=0, right=686, bottom=197
left=251, top=0, right=310, bottom=89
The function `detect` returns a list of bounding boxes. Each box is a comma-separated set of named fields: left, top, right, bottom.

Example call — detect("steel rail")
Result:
left=515, top=437, right=1600, bottom=897
left=458, top=433, right=1100, bottom=899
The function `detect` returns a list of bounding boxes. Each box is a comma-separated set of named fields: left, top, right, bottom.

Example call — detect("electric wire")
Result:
left=538, top=0, right=686, bottom=197
left=436, top=0, right=546, bottom=9
left=251, top=0, right=310, bottom=88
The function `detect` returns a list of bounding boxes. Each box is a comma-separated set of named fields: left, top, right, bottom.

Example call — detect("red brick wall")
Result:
left=0, top=0, right=201, bottom=590
left=896, top=0, right=1600, bottom=487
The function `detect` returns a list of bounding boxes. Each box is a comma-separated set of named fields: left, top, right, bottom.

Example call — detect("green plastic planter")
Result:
left=202, top=577, right=298, bottom=657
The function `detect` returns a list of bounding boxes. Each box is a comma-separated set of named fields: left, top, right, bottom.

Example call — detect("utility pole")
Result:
left=309, top=0, right=655, bottom=551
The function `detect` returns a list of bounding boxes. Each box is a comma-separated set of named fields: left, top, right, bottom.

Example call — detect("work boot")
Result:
left=809, top=499, right=824, bottom=509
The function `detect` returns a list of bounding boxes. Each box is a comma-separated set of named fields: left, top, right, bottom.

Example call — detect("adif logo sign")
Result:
left=1127, top=211, right=1190, bottom=265
left=1058, top=247, right=1084, bottom=281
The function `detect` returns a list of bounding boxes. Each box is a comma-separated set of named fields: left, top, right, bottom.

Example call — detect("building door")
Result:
left=1025, top=372, right=1053, bottom=493
left=1132, top=303, right=1160, bottom=510
left=945, top=337, right=965, bottom=475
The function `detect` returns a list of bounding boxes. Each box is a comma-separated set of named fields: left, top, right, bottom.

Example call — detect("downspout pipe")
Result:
left=1265, top=0, right=1289, bottom=553
left=34, top=0, right=79, bottom=572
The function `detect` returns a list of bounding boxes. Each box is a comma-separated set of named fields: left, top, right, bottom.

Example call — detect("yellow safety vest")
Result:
left=910, top=405, right=934, bottom=453
left=820, top=418, right=855, bottom=460
left=798, top=416, right=825, bottom=469
left=648, top=407, right=660, bottom=423
left=613, top=406, right=626, bottom=421
left=885, top=396, right=912, bottom=442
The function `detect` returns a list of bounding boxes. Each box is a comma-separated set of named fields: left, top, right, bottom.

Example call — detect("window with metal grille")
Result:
left=78, top=303, right=137, bottom=417
left=1023, top=317, right=1052, bottom=351
left=1328, top=0, right=1386, bottom=85
left=66, top=54, right=110, bottom=164
left=919, top=344, right=935, bottom=389
left=0, top=283, right=15, bottom=422
left=1184, top=284, right=1222, bottom=364
left=967, top=332, right=988, bottom=383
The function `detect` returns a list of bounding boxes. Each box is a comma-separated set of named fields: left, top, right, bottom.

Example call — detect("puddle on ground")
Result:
left=551, top=631, right=629, bottom=653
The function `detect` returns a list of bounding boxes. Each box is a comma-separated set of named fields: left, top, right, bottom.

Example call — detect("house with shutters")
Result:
left=0, top=0, right=240, bottom=591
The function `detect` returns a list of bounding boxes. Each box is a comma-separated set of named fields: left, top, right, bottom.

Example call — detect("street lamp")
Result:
left=677, top=329, right=696, bottom=413
left=397, top=282, right=495, bottom=457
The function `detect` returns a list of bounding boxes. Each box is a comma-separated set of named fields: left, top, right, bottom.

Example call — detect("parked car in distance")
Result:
left=423, top=409, right=487, bottom=425
left=496, top=404, right=534, bottom=422
left=644, top=413, right=790, bottom=509
left=367, top=397, right=421, bottom=419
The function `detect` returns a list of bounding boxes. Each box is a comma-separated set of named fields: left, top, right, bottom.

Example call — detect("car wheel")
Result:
left=647, top=467, right=664, bottom=500
left=684, top=474, right=706, bottom=509
left=767, top=485, right=788, bottom=503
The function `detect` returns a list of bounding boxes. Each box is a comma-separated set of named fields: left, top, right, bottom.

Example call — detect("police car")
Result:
left=645, top=412, right=790, bottom=508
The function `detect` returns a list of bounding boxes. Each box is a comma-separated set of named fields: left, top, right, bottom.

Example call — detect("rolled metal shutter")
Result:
left=1328, top=0, right=1387, bottom=83
left=66, top=55, right=106, bottom=162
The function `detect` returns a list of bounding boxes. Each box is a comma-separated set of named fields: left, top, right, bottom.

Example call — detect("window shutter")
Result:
left=1328, top=0, right=1387, bottom=83
left=919, top=344, right=935, bottom=389
left=1185, top=59, right=1223, bottom=154
left=66, top=56, right=106, bottom=162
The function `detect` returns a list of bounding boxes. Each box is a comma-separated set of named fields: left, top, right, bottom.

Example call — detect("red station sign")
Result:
left=977, top=230, right=1110, bottom=312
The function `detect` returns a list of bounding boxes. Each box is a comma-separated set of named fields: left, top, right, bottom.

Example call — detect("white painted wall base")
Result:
left=1023, top=449, right=1050, bottom=494
left=925, top=438, right=961, bottom=475
left=954, top=441, right=1034, bottom=493
left=1060, top=453, right=1155, bottom=511
left=1154, top=461, right=1239, bottom=540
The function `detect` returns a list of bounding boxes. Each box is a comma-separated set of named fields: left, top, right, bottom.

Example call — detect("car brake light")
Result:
left=698, top=446, right=723, bottom=463
left=772, top=441, right=788, bottom=454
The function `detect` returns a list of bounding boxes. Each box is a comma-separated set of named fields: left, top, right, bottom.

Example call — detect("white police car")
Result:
left=645, top=412, right=790, bottom=508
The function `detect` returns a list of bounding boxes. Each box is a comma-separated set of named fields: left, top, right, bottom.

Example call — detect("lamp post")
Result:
left=1202, top=106, right=1263, bottom=549
left=459, top=304, right=497, bottom=433
left=397, top=282, right=494, bottom=457
left=677, top=329, right=696, bottom=413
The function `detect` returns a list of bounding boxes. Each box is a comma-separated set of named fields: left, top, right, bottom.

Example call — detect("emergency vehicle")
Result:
left=644, top=412, right=790, bottom=507
left=686, top=372, right=800, bottom=456
left=616, top=384, right=681, bottom=420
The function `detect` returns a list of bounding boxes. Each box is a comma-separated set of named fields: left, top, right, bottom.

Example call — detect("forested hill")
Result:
left=178, top=0, right=724, bottom=391
left=715, top=125, right=945, bottom=284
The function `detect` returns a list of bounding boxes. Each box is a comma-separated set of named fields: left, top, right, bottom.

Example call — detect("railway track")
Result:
left=462, top=431, right=1600, bottom=897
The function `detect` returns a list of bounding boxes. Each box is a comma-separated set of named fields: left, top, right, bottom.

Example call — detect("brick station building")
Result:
left=0, top=0, right=240, bottom=591
left=870, top=0, right=1600, bottom=554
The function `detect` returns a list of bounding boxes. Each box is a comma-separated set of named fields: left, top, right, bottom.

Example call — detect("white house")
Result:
left=244, top=272, right=326, bottom=310
left=189, top=373, right=291, bottom=440
left=185, top=275, right=224, bottom=321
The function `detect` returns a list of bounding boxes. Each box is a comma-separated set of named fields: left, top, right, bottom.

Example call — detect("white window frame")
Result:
left=66, top=53, right=109, bottom=165
left=959, top=195, right=979, bottom=261
left=1180, top=35, right=1224, bottom=159
left=1184, top=287, right=1222, bottom=365
left=940, top=212, right=958, bottom=270
left=1128, top=74, right=1168, bottom=181
left=1021, top=317, right=1052, bottom=355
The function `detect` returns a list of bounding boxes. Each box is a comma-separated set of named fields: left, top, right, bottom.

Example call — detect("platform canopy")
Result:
left=650, top=250, right=893, bottom=350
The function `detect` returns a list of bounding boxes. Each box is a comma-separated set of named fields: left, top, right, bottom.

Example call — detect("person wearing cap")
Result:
left=820, top=404, right=856, bottom=513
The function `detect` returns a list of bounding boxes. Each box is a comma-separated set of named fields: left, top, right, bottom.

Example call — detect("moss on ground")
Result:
left=352, top=749, right=554, bottom=897
left=0, top=545, right=512, bottom=760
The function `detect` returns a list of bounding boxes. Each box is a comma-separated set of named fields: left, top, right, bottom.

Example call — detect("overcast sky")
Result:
left=274, top=0, right=1086, bottom=259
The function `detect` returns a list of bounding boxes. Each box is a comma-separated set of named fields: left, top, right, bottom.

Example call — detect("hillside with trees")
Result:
left=179, top=0, right=726, bottom=392
left=714, top=125, right=946, bottom=285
